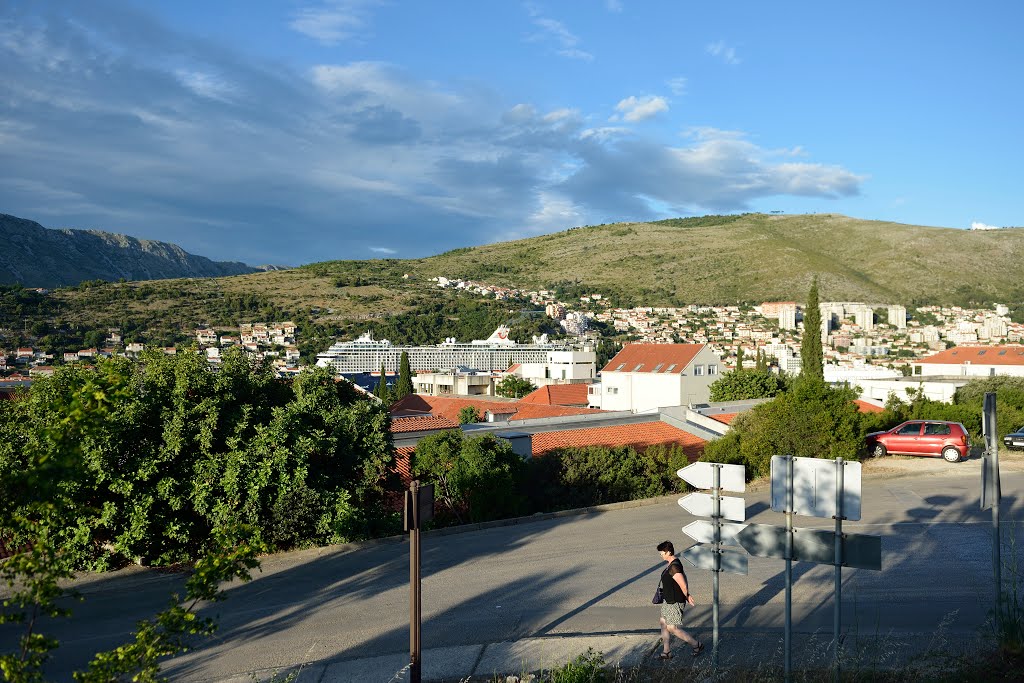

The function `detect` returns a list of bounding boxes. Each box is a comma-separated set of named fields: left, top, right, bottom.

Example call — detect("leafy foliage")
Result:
left=495, top=376, right=537, bottom=399
left=523, top=444, right=692, bottom=512
left=410, top=430, right=526, bottom=524
left=458, top=406, right=481, bottom=424
left=702, top=379, right=864, bottom=477
left=709, top=370, right=789, bottom=401
left=0, top=350, right=399, bottom=569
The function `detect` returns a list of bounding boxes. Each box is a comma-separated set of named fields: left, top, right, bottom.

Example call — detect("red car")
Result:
left=866, top=420, right=970, bottom=463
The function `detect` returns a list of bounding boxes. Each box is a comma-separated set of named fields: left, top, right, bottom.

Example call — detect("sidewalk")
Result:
left=214, top=627, right=984, bottom=683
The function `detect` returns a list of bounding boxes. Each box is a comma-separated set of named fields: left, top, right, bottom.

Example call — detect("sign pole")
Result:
left=984, top=393, right=1002, bottom=612
left=784, top=455, right=793, bottom=683
left=833, top=458, right=845, bottom=682
left=409, top=480, right=422, bottom=683
left=712, top=464, right=721, bottom=668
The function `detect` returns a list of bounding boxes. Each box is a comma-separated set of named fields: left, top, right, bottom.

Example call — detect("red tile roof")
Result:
left=390, top=415, right=460, bottom=433
left=393, top=446, right=415, bottom=486
left=532, top=422, right=706, bottom=460
left=519, top=384, right=591, bottom=407
left=710, top=413, right=739, bottom=425
left=854, top=399, right=884, bottom=413
left=602, top=343, right=705, bottom=374
left=390, top=394, right=603, bottom=423
left=916, top=345, right=1024, bottom=366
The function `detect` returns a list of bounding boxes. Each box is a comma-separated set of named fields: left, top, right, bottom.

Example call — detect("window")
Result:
left=897, top=423, right=921, bottom=436
left=693, top=365, right=705, bottom=376
left=633, top=363, right=644, bottom=371
left=924, top=423, right=951, bottom=435
left=653, top=363, right=664, bottom=372
left=708, top=364, right=718, bottom=375
left=615, top=363, right=625, bottom=371
left=666, top=364, right=677, bottom=373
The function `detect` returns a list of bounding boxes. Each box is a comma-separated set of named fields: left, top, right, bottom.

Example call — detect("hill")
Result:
left=9, top=213, right=1024, bottom=353
left=0, top=213, right=266, bottom=287
left=411, top=213, right=1024, bottom=306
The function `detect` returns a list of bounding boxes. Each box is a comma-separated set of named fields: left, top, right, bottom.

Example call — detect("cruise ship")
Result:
left=315, top=326, right=573, bottom=375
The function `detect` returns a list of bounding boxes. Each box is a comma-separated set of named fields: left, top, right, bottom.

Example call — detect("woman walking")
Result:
left=656, top=540, right=704, bottom=659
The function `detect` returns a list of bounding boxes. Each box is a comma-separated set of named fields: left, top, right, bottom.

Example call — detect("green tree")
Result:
left=800, top=277, right=824, bottom=380
left=394, top=351, right=414, bottom=401
left=374, top=364, right=390, bottom=404
left=702, top=379, right=863, bottom=477
left=709, top=369, right=788, bottom=402
left=495, top=375, right=536, bottom=399
left=458, top=405, right=481, bottom=424
left=411, top=431, right=526, bottom=524
left=755, top=349, right=768, bottom=372
left=735, top=345, right=745, bottom=370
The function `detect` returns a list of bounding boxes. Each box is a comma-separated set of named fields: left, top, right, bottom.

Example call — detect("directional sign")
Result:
left=737, top=523, right=881, bottom=570
left=770, top=456, right=862, bottom=521
left=678, top=493, right=746, bottom=522
left=682, top=520, right=747, bottom=547
left=682, top=543, right=748, bottom=575
left=677, top=462, right=746, bottom=493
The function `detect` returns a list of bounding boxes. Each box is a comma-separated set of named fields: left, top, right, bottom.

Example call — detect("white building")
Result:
left=762, top=342, right=802, bottom=375
left=888, top=305, right=907, bottom=329
left=912, top=345, right=1024, bottom=378
left=594, top=343, right=720, bottom=413
left=778, top=304, right=798, bottom=331
left=854, top=305, right=874, bottom=332
left=517, top=349, right=597, bottom=384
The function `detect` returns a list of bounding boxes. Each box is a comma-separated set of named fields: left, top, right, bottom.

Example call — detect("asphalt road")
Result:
left=8, top=457, right=1024, bottom=681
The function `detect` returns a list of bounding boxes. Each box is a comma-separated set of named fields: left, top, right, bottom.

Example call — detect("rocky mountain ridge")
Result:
left=0, top=213, right=272, bottom=287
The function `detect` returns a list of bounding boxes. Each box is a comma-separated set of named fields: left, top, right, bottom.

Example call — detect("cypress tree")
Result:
left=394, top=351, right=414, bottom=400
left=735, top=345, right=745, bottom=371
left=374, top=364, right=390, bottom=403
left=801, top=277, right=824, bottom=380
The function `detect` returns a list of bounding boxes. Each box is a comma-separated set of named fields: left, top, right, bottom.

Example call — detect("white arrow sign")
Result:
left=676, top=462, right=745, bottom=492
left=678, top=493, right=746, bottom=522
left=682, top=544, right=748, bottom=575
left=682, top=520, right=748, bottom=547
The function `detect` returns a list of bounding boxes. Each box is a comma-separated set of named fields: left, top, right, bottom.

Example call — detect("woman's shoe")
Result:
left=692, top=642, right=705, bottom=657
left=657, top=651, right=673, bottom=660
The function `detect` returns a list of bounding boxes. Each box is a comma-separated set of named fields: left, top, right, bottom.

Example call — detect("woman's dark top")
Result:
left=661, top=558, right=687, bottom=604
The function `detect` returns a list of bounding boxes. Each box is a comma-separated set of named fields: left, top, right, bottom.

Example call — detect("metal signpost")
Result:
left=742, top=455, right=880, bottom=683
left=404, top=480, right=434, bottom=683
left=981, top=392, right=1002, bottom=612
left=678, top=461, right=746, bottom=668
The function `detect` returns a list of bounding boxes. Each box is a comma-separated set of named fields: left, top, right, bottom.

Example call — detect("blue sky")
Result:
left=2, top=1, right=1021, bottom=266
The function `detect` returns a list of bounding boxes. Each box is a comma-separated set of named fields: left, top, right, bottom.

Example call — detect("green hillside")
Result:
left=9, top=213, right=1024, bottom=352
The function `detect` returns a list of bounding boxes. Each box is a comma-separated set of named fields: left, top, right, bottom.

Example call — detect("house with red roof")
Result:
left=594, top=343, right=722, bottom=413
left=912, top=345, right=1024, bottom=378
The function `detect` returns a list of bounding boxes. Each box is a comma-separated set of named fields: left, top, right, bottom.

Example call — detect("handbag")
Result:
left=652, top=585, right=664, bottom=604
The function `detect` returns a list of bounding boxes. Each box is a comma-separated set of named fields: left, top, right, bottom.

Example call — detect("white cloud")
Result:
left=290, top=0, right=379, bottom=45
left=0, top=5, right=865, bottom=266
left=525, top=8, right=593, bottom=61
left=971, top=221, right=1001, bottom=230
left=369, top=246, right=397, bottom=254
left=707, top=40, right=740, bottom=65
left=175, top=70, right=236, bottom=101
left=606, top=0, right=624, bottom=12
left=614, top=95, right=669, bottom=122
left=666, top=77, right=687, bottom=96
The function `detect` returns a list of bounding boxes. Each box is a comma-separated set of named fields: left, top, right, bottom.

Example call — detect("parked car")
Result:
left=866, top=420, right=970, bottom=462
left=1003, top=428, right=1024, bottom=451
